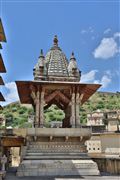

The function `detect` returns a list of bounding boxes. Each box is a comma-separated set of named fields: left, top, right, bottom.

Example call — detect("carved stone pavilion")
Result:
left=16, top=36, right=101, bottom=176
left=16, top=35, right=100, bottom=128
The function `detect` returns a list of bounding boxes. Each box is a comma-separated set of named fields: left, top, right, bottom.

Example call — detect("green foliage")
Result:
left=44, top=105, right=65, bottom=124
left=0, top=92, right=120, bottom=127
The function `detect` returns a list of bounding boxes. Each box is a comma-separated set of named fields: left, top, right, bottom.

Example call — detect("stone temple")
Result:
left=16, top=36, right=101, bottom=176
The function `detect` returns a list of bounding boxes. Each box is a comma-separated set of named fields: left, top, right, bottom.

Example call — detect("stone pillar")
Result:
left=30, top=85, right=40, bottom=127
left=70, top=87, right=75, bottom=127
left=75, top=87, right=80, bottom=127
left=79, top=93, right=84, bottom=127
left=63, top=104, right=71, bottom=128
left=35, top=90, right=40, bottom=127
left=39, top=88, right=45, bottom=127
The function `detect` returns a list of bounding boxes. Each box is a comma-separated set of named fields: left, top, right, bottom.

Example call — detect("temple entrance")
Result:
left=44, top=104, right=65, bottom=128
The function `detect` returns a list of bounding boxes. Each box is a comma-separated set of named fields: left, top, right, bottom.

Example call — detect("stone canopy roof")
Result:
left=33, top=36, right=81, bottom=82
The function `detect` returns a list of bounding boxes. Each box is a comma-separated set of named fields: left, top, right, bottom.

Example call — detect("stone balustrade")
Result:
left=28, top=141, right=87, bottom=153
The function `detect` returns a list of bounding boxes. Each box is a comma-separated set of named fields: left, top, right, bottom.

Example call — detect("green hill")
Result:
left=0, top=91, right=120, bottom=128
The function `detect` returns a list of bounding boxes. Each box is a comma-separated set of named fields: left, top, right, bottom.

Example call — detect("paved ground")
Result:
left=5, top=173, right=120, bottom=180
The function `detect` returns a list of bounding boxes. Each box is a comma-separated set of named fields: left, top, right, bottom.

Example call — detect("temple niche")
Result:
left=16, top=36, right=101, bottom=176
left=16, top=35, right=100, bottom=128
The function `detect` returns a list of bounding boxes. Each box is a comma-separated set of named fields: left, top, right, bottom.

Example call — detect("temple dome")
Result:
left=33, top=35, right=81, bottom=82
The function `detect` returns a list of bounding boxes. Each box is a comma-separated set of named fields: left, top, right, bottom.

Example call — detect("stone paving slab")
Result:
left=5, top=173, right=120, bottom=180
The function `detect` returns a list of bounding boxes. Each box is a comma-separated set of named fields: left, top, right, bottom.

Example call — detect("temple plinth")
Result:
left=16, top=36, right=101, bottom=176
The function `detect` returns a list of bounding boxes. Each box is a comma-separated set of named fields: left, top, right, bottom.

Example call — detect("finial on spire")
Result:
left=39, top=49, right=44, bottom=57
left=70, top=51, right=76, bottom=60
left=53, top=35, right=58, bottom=46
left=72, top=51, right=74, bottom=56
left=40, top=49, right=43, bottom=55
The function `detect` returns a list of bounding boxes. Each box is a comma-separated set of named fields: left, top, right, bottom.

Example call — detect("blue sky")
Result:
left=0, top=0, right=120, bottom=105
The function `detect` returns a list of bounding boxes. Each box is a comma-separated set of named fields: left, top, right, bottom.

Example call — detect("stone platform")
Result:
left=17, top=128, right=99, bottom=176
left=17, top=159, right=99, bottom=176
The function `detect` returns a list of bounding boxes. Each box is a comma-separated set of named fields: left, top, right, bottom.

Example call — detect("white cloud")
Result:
left=104, top=70, right=112, bottom=77
left=100, top=75, right=111, bottom=88
left=104, top=28, right=111, bottom=34
left=81, top=70, right=112, bottom=89
left=81, top=70, right=98, bottom=83
left=81, top=30, right=87, bottom=34
left=1, top=82, right=19, bottom=106
left=81, top=26, right=94, bottom=34
left=94, top=75, right=111, bottom=88
left=114, top=32, right=120, bottom=38
left=93, top=37, right=119, bottom=59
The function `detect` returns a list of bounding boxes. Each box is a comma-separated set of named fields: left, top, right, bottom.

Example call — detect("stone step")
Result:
left=24, top=155, right=89, bottom=160
left=26, top=152, right=87, bottom=156
left=24, top=154, right=89, bottom=160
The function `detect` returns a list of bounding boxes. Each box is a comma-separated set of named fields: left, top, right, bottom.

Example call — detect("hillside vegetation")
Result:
left=0, top=92, right=120, bottom=128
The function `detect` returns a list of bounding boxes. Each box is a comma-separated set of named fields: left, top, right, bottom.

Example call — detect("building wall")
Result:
left=87, top=112, right=104, bottom=126
left=87, top=111, right=120, bottom=131
left=93, top=157, right=120, bottom=175
left=86, top=135, right=101, bottom=153
left=107, top=120, right=119, bottom=131
left=100, top=133, right=120, bottom=155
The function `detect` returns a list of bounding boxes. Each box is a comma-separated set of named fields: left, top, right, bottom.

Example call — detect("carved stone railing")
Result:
left=28, top=142, right=86, bottom=153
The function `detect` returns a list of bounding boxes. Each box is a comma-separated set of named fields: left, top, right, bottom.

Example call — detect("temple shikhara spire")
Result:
left=33, top=35, right=81, bottom=82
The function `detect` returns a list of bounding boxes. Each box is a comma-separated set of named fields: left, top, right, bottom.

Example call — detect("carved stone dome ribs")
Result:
left=45, top=49, right=69, bottom=77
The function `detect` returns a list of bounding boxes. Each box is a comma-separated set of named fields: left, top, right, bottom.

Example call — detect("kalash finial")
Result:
left=53, top=35, right=58, bottom=46
left=70, top=51, right=76, bottom=60
left=39, top=49, right=44, bottom=57
left=72, top=51, right=74, bottom=56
